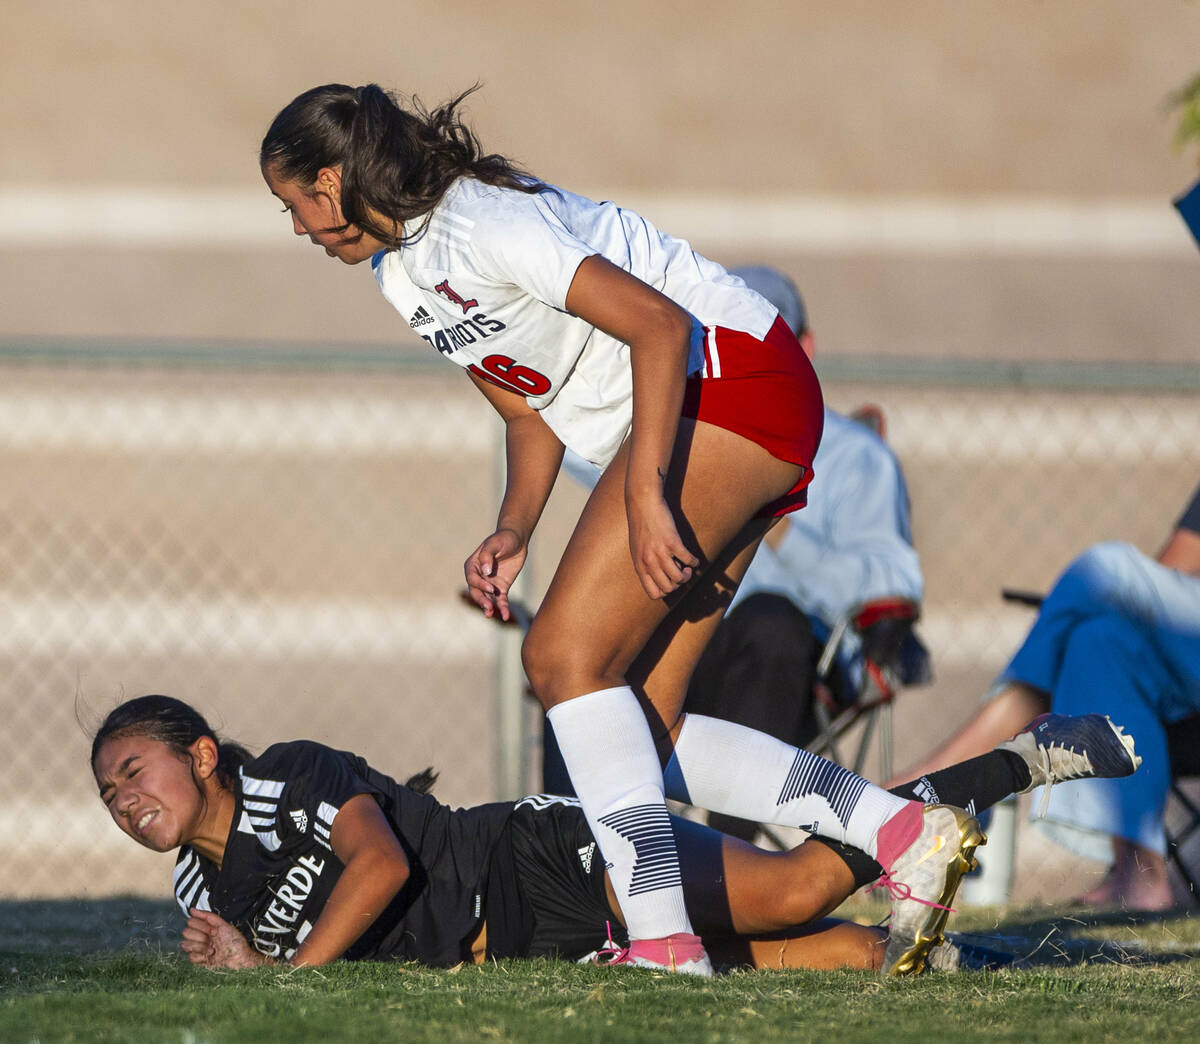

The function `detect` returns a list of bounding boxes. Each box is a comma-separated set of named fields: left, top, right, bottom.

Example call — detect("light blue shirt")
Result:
left=735, top=408, right=923, bottom=628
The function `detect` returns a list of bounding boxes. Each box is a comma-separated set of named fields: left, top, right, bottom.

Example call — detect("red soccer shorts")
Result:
left=680, top=315, right=824, bottom=517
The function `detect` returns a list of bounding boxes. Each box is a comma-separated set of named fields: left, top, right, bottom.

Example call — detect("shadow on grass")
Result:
left=2, top=898, right=1195, bottom=974
left=0, top=897, right=182, bottom=956
left=948, top=903, right=1200, bottom=969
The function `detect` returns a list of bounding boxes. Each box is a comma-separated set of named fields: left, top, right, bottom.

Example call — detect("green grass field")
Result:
left=3, top=898, right=1198, bottom=1043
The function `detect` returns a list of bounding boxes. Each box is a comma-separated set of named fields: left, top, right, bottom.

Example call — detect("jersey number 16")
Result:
left=469, top=354, right=552, bottom=397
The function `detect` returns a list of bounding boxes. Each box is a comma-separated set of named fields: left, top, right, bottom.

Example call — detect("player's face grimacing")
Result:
left=262, top=164, right=387, bottom=265
left=94, top=735, right=207, bottom=852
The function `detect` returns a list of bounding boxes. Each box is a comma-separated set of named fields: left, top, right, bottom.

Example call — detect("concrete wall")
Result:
left=3, top=1, right=1199, bottom=359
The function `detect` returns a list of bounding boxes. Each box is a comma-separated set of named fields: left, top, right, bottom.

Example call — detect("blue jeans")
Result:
left=1000, top=542, right=1200, bottom=856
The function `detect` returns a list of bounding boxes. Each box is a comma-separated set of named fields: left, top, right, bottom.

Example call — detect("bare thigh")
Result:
left=523, top=418, right=801, bottom=718
left=623, top=517, right=769, bottom=746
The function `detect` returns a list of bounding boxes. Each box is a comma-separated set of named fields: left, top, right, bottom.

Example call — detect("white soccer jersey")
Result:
left=372, top=178, right=777, bottom=468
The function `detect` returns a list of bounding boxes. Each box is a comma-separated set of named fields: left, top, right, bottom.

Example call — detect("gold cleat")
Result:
left=880, top=804, right=986, bottom=977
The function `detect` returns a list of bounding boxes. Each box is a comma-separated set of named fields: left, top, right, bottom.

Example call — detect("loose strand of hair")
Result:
left=342, top=84, right=546, bottom=248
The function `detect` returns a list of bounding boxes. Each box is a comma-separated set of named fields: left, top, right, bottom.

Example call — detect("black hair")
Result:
left=402, top=766, right=439, bottom=795
left=260, top=83, right=546, bottom=248
left=90, top=694, right=253, bottom=790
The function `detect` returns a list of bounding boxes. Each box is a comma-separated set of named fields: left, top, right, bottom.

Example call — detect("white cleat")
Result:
left=878, top=804, right=986, bottom=977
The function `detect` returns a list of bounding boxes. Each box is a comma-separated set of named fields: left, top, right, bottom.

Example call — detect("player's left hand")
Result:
left=625, top=488, right=698, bottom=599
left=181, top=909, right=270, bottom=969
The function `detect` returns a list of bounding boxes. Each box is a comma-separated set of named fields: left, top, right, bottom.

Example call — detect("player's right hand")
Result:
left=465, top=528, right=528, bottom=621
left=625, top=487, right=697, bottom=600
left=181, top=908, right=269, bottom=969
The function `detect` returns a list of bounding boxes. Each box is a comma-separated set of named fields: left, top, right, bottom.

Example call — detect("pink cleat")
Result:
left=586, top=924, right=713, bottom=978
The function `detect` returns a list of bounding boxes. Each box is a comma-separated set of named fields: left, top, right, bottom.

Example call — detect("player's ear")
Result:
left=189, top=735, right=220, bottom=782
left=315, top=166, right=342, bottom=202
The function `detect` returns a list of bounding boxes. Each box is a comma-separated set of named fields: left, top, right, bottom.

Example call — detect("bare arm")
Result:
left=463, top=371, right=565, bottom=619
left=564, top=254, right=699, bottom=598
left=287, top=793, right=410, bottom=966
left=469, top=370, right=565, bottom=548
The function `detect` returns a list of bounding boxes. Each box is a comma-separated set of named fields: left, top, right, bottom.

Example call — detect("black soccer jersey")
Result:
left=172, top=740, right=513, bottom=966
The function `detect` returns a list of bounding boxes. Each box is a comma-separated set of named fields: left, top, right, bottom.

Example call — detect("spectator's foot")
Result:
left=876, top=804, right=985, bottom=977
left=998, top=713, right=1140, bottom=815
left=1075, top=843, right=1175, bottom=912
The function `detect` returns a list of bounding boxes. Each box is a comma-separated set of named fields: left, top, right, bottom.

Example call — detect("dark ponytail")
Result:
left=260, top=83, right=545, bottom=247
left=402, top=767, right=438, bottom=795
left=90, top=695, right=253, bottom=789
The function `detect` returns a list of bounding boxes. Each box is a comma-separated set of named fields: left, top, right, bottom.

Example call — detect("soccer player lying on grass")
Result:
left=92, top=695, right=1140, bottom=976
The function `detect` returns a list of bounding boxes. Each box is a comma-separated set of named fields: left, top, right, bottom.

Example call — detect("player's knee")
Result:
left=773, top=846, right=846, bottom=923
left=772, top=874, right=827, bottom=926
left=523, top=611, right=643, bottom=708
left=521, top=622, right=594, bottom=708
left=521, top=626, right=554, bottom=706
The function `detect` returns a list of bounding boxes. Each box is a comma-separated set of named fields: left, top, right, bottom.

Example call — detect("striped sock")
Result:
left=547, top=686, right=693, bottom=941
left=665, top=713, right=912, bottom=858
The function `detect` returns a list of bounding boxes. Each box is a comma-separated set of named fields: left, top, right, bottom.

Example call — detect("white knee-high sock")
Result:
left=546, top=686, right=694, bottom=941
left=664, top=713, right=915, bottom=860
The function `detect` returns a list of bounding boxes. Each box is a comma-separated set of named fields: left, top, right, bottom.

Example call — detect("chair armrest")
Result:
left=850, top=598, right=931, bottom=687
left=853, top=597, right=919, bottom=664
left=1001, top=588, right=1045, bottom=608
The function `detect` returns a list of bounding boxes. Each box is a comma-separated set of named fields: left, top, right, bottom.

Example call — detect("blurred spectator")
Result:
left=891, top=484, right=1200, bottom=910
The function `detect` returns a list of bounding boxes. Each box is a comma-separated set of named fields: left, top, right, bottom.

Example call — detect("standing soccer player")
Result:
left=258, top=83, right=982, bottom=976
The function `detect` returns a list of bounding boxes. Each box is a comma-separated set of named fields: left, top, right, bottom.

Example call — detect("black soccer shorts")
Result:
left=483, top=795, right=627, bottom=961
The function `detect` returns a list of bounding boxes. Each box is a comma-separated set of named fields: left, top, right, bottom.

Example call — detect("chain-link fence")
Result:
left=1, top=343, right=1196, bottom=902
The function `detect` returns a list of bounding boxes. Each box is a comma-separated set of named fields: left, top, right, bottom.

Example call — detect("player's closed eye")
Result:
left=101, top=766, right=140, bottom=803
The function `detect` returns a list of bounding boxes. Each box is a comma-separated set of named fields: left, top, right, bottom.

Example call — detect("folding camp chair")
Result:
left=1164, top=714, right=1200, bottom=899
left=807, top=597, right=932, bottom=782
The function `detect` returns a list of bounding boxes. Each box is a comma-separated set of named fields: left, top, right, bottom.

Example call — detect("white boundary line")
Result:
left=621, top=192, right=1194, bottom=257
left=0, top=595, right=493, bottom=660
left=0, top=187, right=1192, bottom=256
left=1, top=387, right=1192, bottom=460
left=0, top=390, right=491, bottom=454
